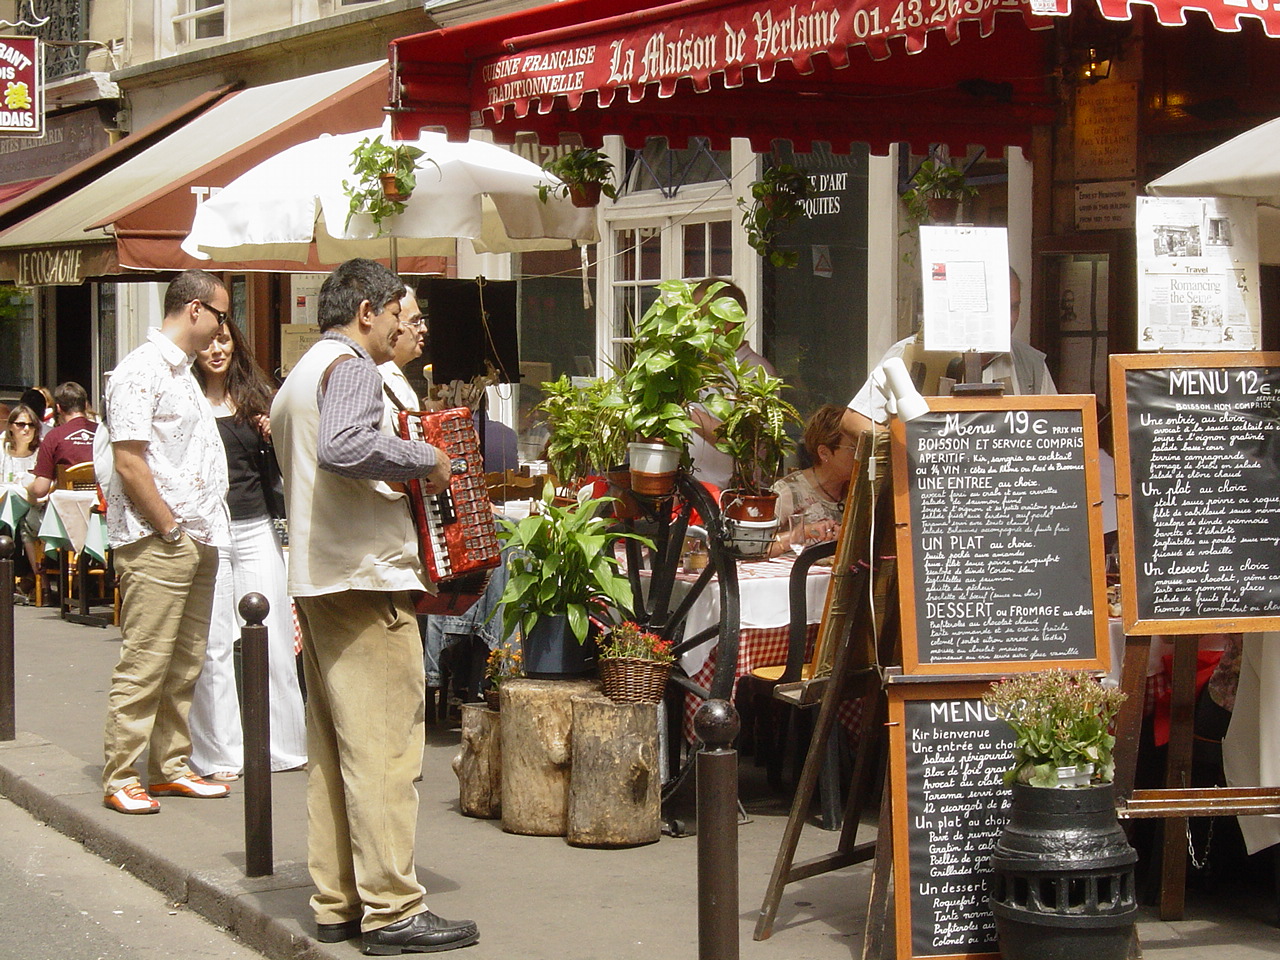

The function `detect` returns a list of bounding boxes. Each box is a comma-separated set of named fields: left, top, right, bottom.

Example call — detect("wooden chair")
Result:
left=53, top=462, right=117, bottom=625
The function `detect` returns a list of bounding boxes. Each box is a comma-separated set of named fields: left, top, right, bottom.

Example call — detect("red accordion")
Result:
left=396, top=407, right=501, bottom=584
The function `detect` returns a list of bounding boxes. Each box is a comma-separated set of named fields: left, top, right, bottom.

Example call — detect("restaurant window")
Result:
left=623, top=137, right=731, bottom=198
left=0, top=284, right=36, bottom=392
left=172, top=0, right=225, bottom=45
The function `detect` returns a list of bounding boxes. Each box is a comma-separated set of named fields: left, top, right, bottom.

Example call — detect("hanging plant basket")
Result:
left=569, top=182, right=603, bottom=207
left=380, top=173, right=411, bottom=202
left=925, top=196, right=960, bottom=224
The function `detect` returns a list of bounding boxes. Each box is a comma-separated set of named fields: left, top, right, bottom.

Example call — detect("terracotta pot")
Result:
left=720, top=489, right=779, bottom=522
left=926, top=196, right=960, bottom=224
left=569, top=182, right=602, bottom=207
left=380, top=173, right=410, bottom=202
left=605, top=467, right=641, bottom=520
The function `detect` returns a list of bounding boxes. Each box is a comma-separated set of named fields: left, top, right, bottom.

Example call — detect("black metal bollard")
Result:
left=0, top=535, right=14, bottom=741
left=695, top=699, right=740, bottom=960
left=237, top=592, right=273, bottom=877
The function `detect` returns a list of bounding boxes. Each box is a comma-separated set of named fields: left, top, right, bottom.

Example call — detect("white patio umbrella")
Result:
left=182, top=125, right=599, bottom=267
left=1147, top=115, right=1280, bottom=264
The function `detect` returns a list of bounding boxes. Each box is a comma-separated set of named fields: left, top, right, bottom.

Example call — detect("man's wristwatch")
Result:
left=159, top=524, right=183, bottom=543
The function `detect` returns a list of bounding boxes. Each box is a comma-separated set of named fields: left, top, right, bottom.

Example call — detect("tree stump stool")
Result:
left=500, top=678, right=599, bottom=836
left=567, top=694, right=661, bottom=847
left=452, top=702, right=501, bottom=819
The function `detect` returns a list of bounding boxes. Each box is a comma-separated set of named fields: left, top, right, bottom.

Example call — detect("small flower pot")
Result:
left=605, top=467, right=642, bottom=520
left=569, top=182, right=603, bottom=207
left=628, top=442, right=681, bottom=497
left=925, top=196, right=960, bottom=224
left=380, top=173, right=410, bottom=202
left=599, top=657, right=670, bottom=703
left=720, top=489, right=779, bottom=522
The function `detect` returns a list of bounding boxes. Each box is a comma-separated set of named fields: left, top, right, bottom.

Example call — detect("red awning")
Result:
left=1036, top=0, right=1280, bottom=36
left=389, top=0, right=1059, bottom=154
left=0, top=177, right=49, bottom=205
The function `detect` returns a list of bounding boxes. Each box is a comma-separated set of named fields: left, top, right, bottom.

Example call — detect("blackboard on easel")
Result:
left=888, top=678, right=1014, bottom=960
left=1111, top=352, right=1280, bottom=635
left=891, top=396, right=1110, bottom=675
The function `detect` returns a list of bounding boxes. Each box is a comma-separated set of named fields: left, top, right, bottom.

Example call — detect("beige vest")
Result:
left=272, top=337, right=425, bottom=597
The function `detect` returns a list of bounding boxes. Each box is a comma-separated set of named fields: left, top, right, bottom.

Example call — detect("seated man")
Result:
left=843, top=268, right=1055, bottom=434
left=28, top=381, right=99, bottom=502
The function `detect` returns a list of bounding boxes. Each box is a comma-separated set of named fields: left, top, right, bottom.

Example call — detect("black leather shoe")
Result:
left=316, top=918, right=362, bottom=943
left=362, top=910, right=479, bottom=955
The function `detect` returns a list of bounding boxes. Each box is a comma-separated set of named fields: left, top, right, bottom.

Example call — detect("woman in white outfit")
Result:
left=190, top=320, right=307, bottom=779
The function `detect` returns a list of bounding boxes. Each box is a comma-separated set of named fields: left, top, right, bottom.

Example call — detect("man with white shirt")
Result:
left=100, top=270, right=233, bottom=815
left=378, top=285, right=424, bottom=411
left=843, top=269, right=1055, bottom=434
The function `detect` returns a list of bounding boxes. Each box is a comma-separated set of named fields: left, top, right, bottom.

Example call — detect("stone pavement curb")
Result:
left=0, top=731, right=343, bottom=960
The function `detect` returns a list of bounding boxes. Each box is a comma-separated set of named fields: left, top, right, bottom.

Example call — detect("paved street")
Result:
left=0, top=795, right=263, bottom=960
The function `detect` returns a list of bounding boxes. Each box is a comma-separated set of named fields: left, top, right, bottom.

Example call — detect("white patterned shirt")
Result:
left=103, top=327, right=230, bottom=548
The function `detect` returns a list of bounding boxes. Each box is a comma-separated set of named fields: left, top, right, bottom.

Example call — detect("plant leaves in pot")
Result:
left=493, top=482, right=651, bottom=677
left=537, top=147, right=619, bottom=208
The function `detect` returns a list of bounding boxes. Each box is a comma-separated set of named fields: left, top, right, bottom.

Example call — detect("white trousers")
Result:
left=190, top=515, right=308, bottom=774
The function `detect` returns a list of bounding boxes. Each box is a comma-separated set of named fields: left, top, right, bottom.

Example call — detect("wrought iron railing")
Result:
left=15, top=0, right=88, bottom=82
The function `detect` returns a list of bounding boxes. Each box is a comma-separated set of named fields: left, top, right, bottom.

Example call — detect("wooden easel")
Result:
left=753, top=429, right=900, bottom=941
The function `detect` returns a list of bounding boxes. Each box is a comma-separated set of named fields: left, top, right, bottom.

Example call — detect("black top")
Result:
left=216, top=415, right=270, bottom=521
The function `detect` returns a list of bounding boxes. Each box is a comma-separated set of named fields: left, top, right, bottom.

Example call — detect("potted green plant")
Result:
left=537, top=374, right=629, bottom=487
left=495, top=483, right=650, bottom=677
left=537, top=147, right=619, bottom=207
left=598, top=621, right=674, bottom=704
left=901, top=157, right=978, bottom=225
left=614, top=279, right=741, bottom=495
left=983, top=670, right=1137, bottom=960
left=342, top=135, right=435, bottom=233
left=706, top=361, right=802, bottom=556
left=739, top=163, right=812, bottom=268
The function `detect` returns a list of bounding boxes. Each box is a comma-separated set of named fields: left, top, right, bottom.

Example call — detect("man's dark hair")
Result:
left=163, top=270, right=226, bottom=317
left=18, top=388, right=45, bottom=420
left=318, top=259, right=404, bottom=332
left=53, top=381, right=87, bottom=414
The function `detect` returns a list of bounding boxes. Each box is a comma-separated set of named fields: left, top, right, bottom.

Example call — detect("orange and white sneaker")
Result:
left=104, top=782, right=160, bottom=815
left=148, top=775, right=230, bottom=799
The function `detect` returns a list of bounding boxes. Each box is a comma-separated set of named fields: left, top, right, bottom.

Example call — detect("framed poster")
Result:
left=892, top=396, right=1109, bottom=675
left=1110, top=352, right=1280, bottom=634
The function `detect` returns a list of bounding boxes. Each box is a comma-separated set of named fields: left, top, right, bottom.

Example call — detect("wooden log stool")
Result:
left=567, top=694, right=661, bottom=848
left=500, top=678, right=599, bottom=836
left=452, top=702, right=501, bottom=819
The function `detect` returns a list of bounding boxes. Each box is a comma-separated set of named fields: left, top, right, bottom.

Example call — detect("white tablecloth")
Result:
left=0, top=484, right=30, bottom=535
left=38, top=489, right=108, bottom=562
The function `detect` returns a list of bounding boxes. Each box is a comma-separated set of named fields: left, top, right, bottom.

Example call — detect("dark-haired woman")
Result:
left=2, top=403, right=42, bottom=584
left=192, top=321, right=306, bottom=779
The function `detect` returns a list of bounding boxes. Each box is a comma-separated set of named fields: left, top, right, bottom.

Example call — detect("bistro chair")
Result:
left=53, top=462, right=117, bottom=625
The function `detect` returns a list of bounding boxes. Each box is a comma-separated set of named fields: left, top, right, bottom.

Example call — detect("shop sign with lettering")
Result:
left=0, top=243, right=119, bottom=285
left=0, top=36, right=42, bottom=137
left=475, top=0, right=1048, bottom=119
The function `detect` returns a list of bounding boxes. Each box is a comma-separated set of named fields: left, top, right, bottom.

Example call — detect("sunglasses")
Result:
left=9, top=421, right=34, bottom=429
left=192, top=299, right=230, bottom=325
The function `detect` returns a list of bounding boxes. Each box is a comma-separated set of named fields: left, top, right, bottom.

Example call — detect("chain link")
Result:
left=1185, top=817, right=1215, bottom=872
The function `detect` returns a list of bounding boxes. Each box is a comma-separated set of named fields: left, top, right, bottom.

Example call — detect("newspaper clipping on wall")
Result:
left=1135, top=196, right=1260, bottom=351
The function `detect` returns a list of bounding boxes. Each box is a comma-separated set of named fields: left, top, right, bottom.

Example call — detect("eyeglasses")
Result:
left=9, top=421, right=34, bottom=429
left=192, top=299, right=230, bottom=325
left=400, top=318, right=427, bottom=330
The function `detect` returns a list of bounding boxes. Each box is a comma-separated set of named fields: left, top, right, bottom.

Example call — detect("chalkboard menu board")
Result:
left=892, top=397, right=1109, bottom=675
left=889, top=681, right=1014, bottom=960
left=1111, top=352, right=1280, bottom=635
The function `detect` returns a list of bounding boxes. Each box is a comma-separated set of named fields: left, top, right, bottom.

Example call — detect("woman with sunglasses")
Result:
left=770, top=404, right=852, bottom=558
left=190, top=320, right=306, bottom=781
left=2, top=403, right=43, bottom=589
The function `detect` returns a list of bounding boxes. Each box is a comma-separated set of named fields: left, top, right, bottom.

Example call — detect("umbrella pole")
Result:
left=390, top=235, right=399, bottom=274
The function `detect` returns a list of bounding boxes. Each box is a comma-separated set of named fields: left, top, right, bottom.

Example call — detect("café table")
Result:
left=639, top=553, right=831, bottom=740
left=39, top=488, right=112, bottom=626
left=0, top=483, right=30, bottom=536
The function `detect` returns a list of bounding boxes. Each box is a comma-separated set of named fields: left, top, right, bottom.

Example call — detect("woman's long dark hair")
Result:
left=193, top=319, right=276, bottom=425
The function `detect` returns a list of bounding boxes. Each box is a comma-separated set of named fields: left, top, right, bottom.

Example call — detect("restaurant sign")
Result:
left=476, top=0, right=1048, bottom=119
left=0, top=36, right=42, bottom=137
left=0, top=242, right=119, bottom=285
left=1031, top=0, right=1280, bottom=36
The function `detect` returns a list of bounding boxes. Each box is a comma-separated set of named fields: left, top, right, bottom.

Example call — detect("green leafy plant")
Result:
left=738, top=163, right=812, bottom=269
left=708, top=361, right=802, bottom=494
left=495, top=483, right=650, bottom=643
left=599, top=621, right=674, bottom=664
left=612, top=279, right=742, bottom=450
left=983, top=670, right=1128, bottom=788
left=901, top=157, right=978, bottom=226
left=342, top=135, right=435, bottom=233
left=537, top=375, right=629, bottom=485
left=537, top=147, right=619, bottom=204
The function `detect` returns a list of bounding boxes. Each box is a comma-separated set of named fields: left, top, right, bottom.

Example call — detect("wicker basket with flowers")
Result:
left=598, top=621, right=674, bottom=704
